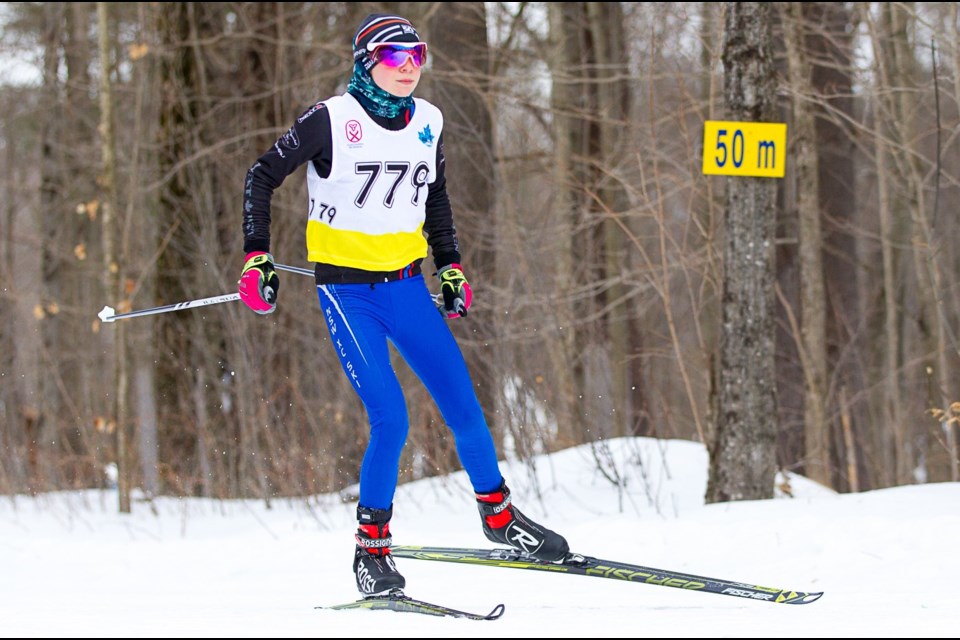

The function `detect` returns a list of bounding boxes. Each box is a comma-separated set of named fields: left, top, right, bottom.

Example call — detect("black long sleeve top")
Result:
left=241, top=92, right=461, bottom=284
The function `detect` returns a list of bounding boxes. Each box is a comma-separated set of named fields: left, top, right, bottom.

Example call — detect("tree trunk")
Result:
left=546, top=2, right=585, bottom=447
left=38, top=1, right=66, bottom=490
left=128, top=1, right=161, bottom=500
left=586, top=2, right=636, bottom=438
left=426, top=2, right=501, bottom=462
left=548, top=2, right=628, bottom=446
left=97, top=1, right=130, bottom=512
left=863, top=4, right=910, bottom=486
left=807, top=2, right=863, bottom=491
left=782, top=2, right=830, bottom=488
left=156, top=2, right=226, bottom=496
left=0, top=87, right=27, bottom=492
left=873, top=3, right=955, bottom=483
left=706, top=2, right=779, bottom=503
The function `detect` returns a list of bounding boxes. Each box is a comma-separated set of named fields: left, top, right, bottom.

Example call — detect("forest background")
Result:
left=1, top=2, right=958, bottom=510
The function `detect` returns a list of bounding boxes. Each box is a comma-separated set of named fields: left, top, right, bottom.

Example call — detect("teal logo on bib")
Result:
left=418, top=124, right=435, bottom=147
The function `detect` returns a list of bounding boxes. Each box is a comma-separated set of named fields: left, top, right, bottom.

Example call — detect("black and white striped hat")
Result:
left=352, top=13, right=425, bottom=68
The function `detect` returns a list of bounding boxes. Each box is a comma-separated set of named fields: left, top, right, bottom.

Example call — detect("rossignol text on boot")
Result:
left=353, top=505, right=405, bottom=595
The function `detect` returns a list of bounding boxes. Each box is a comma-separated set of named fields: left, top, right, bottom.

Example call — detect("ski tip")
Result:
left=98, top=305, right=116, bottom=322
left=779, top=590, right=824, bottom=604
left=486, top=603, right=507, bottom=620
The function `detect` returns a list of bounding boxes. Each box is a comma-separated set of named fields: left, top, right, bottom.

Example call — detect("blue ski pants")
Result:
left=317, top=274, right=502, bottom=510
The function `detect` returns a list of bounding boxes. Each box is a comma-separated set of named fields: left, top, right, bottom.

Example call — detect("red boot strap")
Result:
left=477, top=491, right=512, bottom=519
left=485, top=509, right=513, bottom=528
left=476, top=490, right=505, bottom=504
left=358, top=522, right=390, bottom=538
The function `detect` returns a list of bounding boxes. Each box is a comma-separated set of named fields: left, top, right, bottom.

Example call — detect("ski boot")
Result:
left=353, top=505, right=405, bottom=596
left=476, top=480, right=569, bottom=562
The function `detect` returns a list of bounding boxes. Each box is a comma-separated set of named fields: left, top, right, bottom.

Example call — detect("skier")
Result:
left=237, top=13, right=569, bottom=596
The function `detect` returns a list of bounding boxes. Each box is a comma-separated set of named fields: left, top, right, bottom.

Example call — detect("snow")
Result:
left=1, top=437, right=957, bottom=637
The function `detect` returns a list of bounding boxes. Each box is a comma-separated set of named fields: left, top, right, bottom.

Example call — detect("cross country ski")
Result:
left=317, top=588, right=505, bottom=620
left=391, top=545, right=823, bottom=605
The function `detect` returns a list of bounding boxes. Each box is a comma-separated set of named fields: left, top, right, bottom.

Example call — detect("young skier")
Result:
left=238, top=13, right=569, bottom=596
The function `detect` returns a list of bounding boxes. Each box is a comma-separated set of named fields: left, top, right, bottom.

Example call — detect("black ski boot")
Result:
left=353, top=505, right=405, bottom=596
left=476, top=480, right=569, bottom=562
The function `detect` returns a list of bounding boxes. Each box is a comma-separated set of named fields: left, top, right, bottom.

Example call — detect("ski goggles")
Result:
left=370, top=43, right=428, bottom=68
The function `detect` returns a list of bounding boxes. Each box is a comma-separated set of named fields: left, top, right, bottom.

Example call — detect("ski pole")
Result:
left=98, top=263, right=314, bottom=322
left=97, top=262, right=449, bottom=322
left=275, top=263, right=313, bottom=277
left=98, top=293, right=240, bottom=323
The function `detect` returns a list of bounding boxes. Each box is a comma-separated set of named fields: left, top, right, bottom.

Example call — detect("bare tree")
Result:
left=545, top=2, right=637, bottom=446
left=418, top=2, right=500, bottom=468
left=155, top=2, right=232, bottom=496
left=97, top=1, right=129, bottom=511
left=37, top=1, right=68, bottom=491
left=0, top=82, right=39, bottom=493
left=585, top=2, right=635, bottom=438
left=782, top=2, right=830, bottom=488
left=807, top=3, right=863, bottom=492
left=865, top=2, right=958, bottom=484
left=706, top=2, right=779, bottom=502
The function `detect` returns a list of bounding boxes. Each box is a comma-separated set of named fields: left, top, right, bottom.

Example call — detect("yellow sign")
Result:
left=702, top=121, right=787, bottom=178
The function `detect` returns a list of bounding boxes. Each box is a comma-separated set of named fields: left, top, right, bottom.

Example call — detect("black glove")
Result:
left=238, top=251, right=279, bottom=314
left=436, top=263, right=472, bottom=318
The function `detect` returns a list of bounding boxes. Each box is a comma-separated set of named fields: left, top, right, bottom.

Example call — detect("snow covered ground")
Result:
left=2, top=437, right=957, bottom=637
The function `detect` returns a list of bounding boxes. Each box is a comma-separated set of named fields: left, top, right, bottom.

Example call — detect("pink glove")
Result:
left=238, top=251, right=279, bottom=314
left=437, top=264, right=472, bottom=319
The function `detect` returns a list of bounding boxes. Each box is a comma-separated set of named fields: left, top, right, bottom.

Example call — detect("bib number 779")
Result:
left=354, top=160, right=430, bottom=207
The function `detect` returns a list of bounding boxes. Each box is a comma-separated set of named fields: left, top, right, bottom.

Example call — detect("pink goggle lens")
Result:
left=372, top=44, right=427, bottom=68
